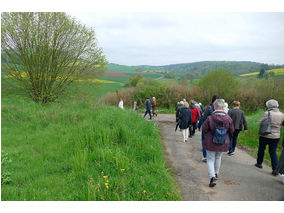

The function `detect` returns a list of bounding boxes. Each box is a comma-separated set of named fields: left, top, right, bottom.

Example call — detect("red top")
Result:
left=189, top=107, right=201, bottom=123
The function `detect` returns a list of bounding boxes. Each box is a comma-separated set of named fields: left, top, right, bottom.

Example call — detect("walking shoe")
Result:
left=215, top=174, right=218, bottom=180
left=228, top=151, right=234, bottom=156
left=254, top=163, right=263, bottom=169
left=202, top=157, right=207, bottom=162
left=272, top=170, right=278, bottom=176
left=209, top=177, right=217, bottom=187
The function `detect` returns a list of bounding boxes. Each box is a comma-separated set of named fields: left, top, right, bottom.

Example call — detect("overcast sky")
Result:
left=69, top=12, right=284, bottom=66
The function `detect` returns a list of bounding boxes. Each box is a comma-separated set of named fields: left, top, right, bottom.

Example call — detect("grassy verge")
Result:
left=238, top=110, right=284, bottom=167
left=1, top=82, right=182, bottom=201
left=123, top=106, right=176, bottom=114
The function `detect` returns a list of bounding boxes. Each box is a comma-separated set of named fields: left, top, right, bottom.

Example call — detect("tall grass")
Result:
left=238, top=110, right=284, bottom=166
left=1, top=82, right=181, bottom=201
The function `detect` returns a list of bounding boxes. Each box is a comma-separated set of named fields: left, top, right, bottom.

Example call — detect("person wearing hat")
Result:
left=255, top=99, right=284, bottom=176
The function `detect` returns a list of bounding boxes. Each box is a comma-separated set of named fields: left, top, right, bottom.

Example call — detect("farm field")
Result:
left=239, top=68, right=284, bottom=78
left=97, top=70, right=164, bottom=84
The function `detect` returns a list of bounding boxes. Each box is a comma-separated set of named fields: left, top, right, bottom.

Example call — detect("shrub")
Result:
left=1, top=12, right=107, bottom=103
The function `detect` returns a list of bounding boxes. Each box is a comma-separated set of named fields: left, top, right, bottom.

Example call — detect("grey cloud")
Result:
left=70, top=12, right=284, bottom=65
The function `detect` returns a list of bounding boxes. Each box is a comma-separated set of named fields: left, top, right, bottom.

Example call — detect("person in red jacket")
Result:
left=189, top=100, right=201, bottom=138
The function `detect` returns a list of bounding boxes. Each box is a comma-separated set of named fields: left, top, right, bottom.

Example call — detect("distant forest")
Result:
left=140, top=61, right=284, bottom=76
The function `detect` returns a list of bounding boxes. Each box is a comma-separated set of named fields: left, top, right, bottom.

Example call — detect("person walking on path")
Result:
left=202, top=99, right=235, bottom=187
left=198, top=94, right=220, bottom=162
left=224, top=102, right=229, bottom=114
left=144, top=98, right=152, bottom=120
left=176, top=101, right=184, bottom=122
left=255, top=99, right=284, bottom=176
left=152, top=97, right=158, bottom=117
left=228, top=101, right=248, bottom=156
left=275, top=139, right=284, bottom=184
left=118, top=97, right=124, bottom=109
left=178, top=102, right=192, bottom=143
left=133, top=101, right=138, bottom=112
left=189, top=100, right=201, bottom=138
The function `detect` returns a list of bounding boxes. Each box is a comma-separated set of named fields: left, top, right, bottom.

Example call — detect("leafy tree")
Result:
left=258, top=64, right=269, bottom=78
left=129, top=74, right=143, bottom=87
left=163, top=72, right=175, bottom=79
left=1, top=12, right=107, bottom=103
left=198, top=69, right=239, bottom=104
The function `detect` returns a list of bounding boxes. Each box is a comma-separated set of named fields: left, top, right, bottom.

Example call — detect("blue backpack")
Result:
left=212, top=118, right=227, bottom=145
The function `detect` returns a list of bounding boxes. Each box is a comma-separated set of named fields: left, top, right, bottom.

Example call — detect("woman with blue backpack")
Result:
left=202, top=99, right=235, bottom=187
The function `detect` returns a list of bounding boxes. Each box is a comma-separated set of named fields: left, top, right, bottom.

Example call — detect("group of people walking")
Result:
left=176, top=95, right=284, bottom=187
left=118, top=94, right=284, bottom=187
left=117, top=97, right=158, bottom=119
left=143, top=97, right=158, bottom=120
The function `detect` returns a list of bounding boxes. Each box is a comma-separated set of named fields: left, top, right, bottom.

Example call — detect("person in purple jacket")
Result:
left=202, top=99, right=235, bottom=187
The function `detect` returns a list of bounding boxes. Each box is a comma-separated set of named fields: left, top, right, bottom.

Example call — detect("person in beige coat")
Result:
left=255, top=99, right=284, bottom=176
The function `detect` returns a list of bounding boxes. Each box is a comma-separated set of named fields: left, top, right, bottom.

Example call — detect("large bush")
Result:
left=198, top=69, right=239, bottom=104
left=1, top=12, right=107, bottom=103
left=104, top=72, right=284, bottom=112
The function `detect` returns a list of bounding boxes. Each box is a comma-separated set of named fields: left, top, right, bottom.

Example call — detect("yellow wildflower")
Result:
left=143, top=190, right=146, bottom=194
left=103, top=176, right=108, bottom=179
left=121, top=169, right=125, bottom=172
left=106, top=185, right=109, bottom=189
left=106, top=180, right=109, bottom=183
left=105, top=183, right=109, bottom=186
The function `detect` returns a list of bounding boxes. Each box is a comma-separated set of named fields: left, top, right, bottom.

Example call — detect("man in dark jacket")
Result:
left=228, top=101, right=248, bottom=155
left=144, top=98, right=152, bottom=120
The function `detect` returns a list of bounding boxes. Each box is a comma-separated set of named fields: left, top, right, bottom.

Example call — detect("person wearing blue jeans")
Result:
left=143, top=98, right=152, bottom=120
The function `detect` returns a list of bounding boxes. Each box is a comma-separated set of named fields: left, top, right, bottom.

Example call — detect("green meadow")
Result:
left=1, top=82, right=182, bottom=201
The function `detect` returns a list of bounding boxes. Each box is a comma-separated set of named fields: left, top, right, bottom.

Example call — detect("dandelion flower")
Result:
left=106, top=185, right=109, bottom=189
left=143, top=190, right=146, bottom=194
left=105, top=183, right=109, bottom=186
left=103, top=176, right=108, bottom=179
left=106, top=180, right=109, bottom=183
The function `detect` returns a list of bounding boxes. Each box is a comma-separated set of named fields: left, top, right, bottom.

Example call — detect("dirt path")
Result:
left=152, top=114, right=284, bottom=201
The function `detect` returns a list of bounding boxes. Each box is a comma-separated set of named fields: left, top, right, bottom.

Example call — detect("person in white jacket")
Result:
left=118, top=98, right=124, bottom=109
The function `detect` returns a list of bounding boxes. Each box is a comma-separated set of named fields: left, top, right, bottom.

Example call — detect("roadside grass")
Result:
left=238, top=110, right=284, bottom=167
left=123, top=106, right=176, bottom=114
left=1, top=82, right=181, bottom=201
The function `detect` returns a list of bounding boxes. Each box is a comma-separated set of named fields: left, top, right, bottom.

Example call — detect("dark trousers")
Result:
left=190, top=122, right=197, bottom=137
left=202, top=130, right=206, bottom=158
left=257, top=136, right=280, bottom=170
left=229, top=130, right=241, bottom=153
left=144, top=109, right=152, bottom=119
